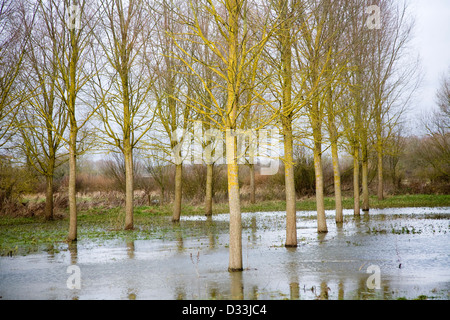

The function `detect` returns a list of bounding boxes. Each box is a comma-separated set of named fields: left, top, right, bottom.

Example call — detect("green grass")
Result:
left=238, top=194, right=450, bottom=213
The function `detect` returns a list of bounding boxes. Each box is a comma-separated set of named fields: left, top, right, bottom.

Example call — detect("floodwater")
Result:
left=1, top=207, right=449, bottom=300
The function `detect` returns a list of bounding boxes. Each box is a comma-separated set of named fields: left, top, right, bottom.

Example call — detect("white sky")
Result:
left=408, top=0, right=450, bottom=129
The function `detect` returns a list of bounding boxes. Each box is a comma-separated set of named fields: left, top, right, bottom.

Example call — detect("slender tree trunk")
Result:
left=67, top=19, right=79, bottom=243
left=279, top=0, right=297, bottom=247
left=249, top=163, right=255, bottom=204
left=44, top=174, right=54, bottom=221
left=313, top=141, right=327, bottom=233
left=68, top=128, right=77, bottom=241
left=226, top=131, right=242, bottom=271
left=353, top=146, right=360, bottom=216
left=124, top=147, right=134, bottom=230
left=375, top=101, right=384, bottom=200
left=361, top=144, right=369, bottom=211
left=284, top=126, right=297, bottom=247
left=311, top=92, right=327, bottom=233
left=226, top=0, right=242, bottom=272
left=326, top=78, right=342, bottom=223
left=377, top=143, right=384, bottom=200
left=331, top=141, right=343, bottom=223
left=160, top=186, right=165, bottom=207
left=205, top=163, right=213, bottom=216
left=172, top=163, right=183, bottom=222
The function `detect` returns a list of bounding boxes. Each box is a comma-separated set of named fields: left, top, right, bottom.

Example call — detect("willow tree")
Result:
left=340, top=0, right=374, bottom=216
left=17, top=4, right=68, bottom=220
left=92, top=0, right=156, bottom=230
left=148, top=0, right=191, bottom=223
left=41, top=0, right=97, bottom=241
left=172, top=0, right=277, bottom=271
left=277, top=0, right=298, bottom=245
left=368, top=0, right=418, bottom=201
left=0, top=0, right=30, bottom=150
left=262, top=0, right=308, bottom=246
left=322, top=1, right=349, bottom=224
left=293, top=0, right=342, bottom=233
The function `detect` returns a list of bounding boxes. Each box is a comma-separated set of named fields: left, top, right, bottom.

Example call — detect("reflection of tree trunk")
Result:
left=45, top=174, right=54, bottom=221
left=126, top=241, right=135, bottom=259
left=290, top=282, right=299, bottom=300
left=319, top=281, right=329, bottom=300
left=68, top=242, right=78, bottom=265
left=249, top=163, right=255, bottom=204
left=353, top=146, right=360, bottom=216
left=338, top=280, right=344, bottom=300
left=331, top=141, right=343, bottom=223
left=172, top=163, right=182, bottom=222
left=205, top=163, right=213, bottom=216
left=230, top=270, right=244, bottom=300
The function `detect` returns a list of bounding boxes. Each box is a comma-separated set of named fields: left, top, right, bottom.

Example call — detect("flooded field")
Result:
left=1, top=207, right=449, bottom=300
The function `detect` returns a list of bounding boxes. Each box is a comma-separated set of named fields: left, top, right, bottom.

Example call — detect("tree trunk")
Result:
left=225, top=0, right=242, bottom=272
left=377, top=147, right=384, bottom=200
left=160, top=186, right=165, bottom=207
left=284, top=127, right=297, bottom=247
left=205, top=163, right=213, bottom=216
left=361, top=145, right=369, bottom=212
left=331, top=141, right=343, bottom=223
left=67, top=21, right=79, bottom=242
left=279, top=0, right=297, bottom=248
left=376, top=103, right=384, bottom=200
left=314, top=142, right=327, bottom=233
left=124, top=147, right=134, bottom=230
left=68, top=129, right=77, bottom=242
left=44, top=174, right=54, bottom=221
left=249, top=163, right=255, bottom=204
left=226, top=131, right=242, bottom=271
left=353, top=146, right=360, bottom=216
left=172, top=163, right=183, bottom=222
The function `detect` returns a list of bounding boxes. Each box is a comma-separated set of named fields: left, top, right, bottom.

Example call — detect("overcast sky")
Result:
left=408, top=0, right=450, bottom=129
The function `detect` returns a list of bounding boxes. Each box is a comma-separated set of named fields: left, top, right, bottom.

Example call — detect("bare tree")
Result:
left=0, top=0, right=31, bottom=151
left=16, top=2, right=69, bottom=220
left=171, top=0, right=278, bottom=271
left=92, top=0, right=157, bottom=230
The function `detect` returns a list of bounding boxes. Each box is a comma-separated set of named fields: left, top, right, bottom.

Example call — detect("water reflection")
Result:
left=285, top=247, right=300, bottom=300
left=176, top=229, right=184, bottom=252
left=126, top=241, right=135, bottom=259
left=338, top=280, right=344, bottom=300
left=1, top=208, right=448, bottom=300
left=68, top=242, right=78, bottom=265
left=319, top=281, right=330, bottom=300
left=290, top=282, right=300, bottom=300
left=67, top=242, right=79, bottom=300
left=230, top=272, right=243, bottom=300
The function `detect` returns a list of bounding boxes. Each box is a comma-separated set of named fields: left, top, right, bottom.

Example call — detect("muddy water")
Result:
left=1, top=207, right=449, bottom=300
